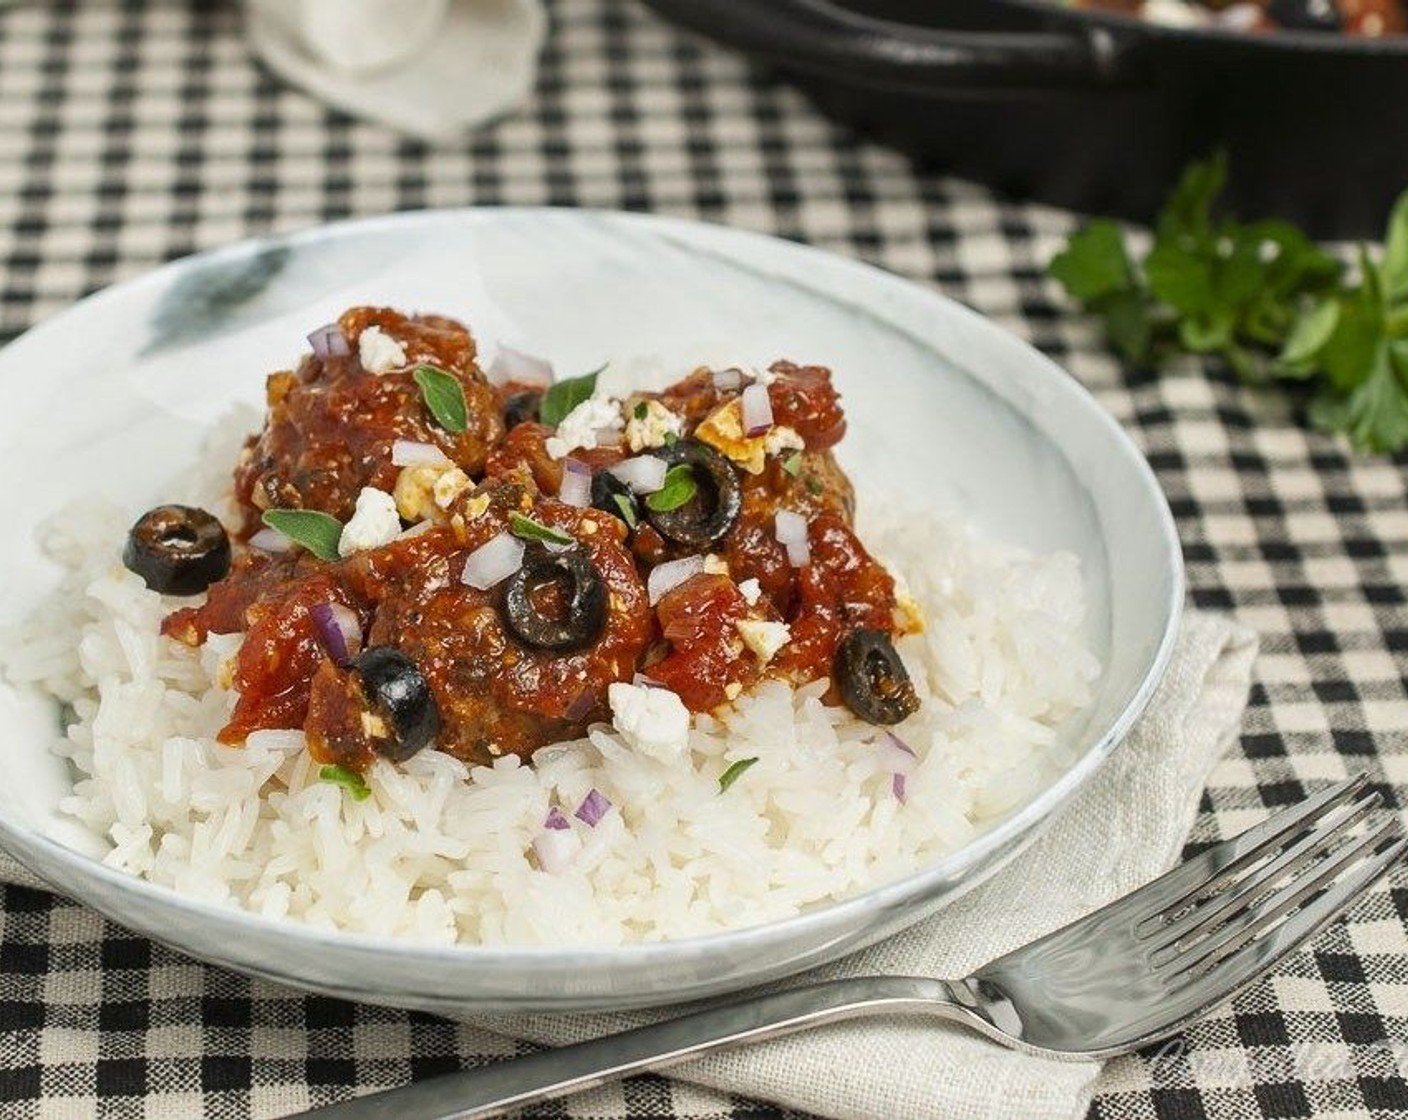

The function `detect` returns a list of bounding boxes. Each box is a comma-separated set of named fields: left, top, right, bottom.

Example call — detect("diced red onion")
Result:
left=248, top=527, right=293, bottom=553
left=533, top=826, right=578, bottom=874
left=773, top=509, right=807, bottom=544
left=741, top=383, right=774, bottom=437
left=309, top=602, right=361, bottom=665
left=487, top=344, right=554, bottom=388
left=564, top=687, right=595, bottom=721
left=608, top=455, right=668, bottom=495
left=460, top=532, right=525, bottom=590
left=892, top=772, right=908, bottom=804
left=307, top=322, right=350, bottom=359
left=391, top=439, right=451, bottom=467
left=774, top=509, right=810, bottom=567
left=574, top=788, right=612, bottom=827
left=712, top=368, right=744, bottom=392
left=633, top=673, right=665, bottom=689
left=882, top=731, right=918, bottom=775
left=396, top=518, right=437, bottom=541
left=558, top=459, right=593, bottom=508
left=544, top=806, right=571, bottom=831
left=648, top=554, right=705, bottom=605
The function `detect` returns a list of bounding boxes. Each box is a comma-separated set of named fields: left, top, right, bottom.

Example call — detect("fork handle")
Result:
left=292, top=976, right=969, bottom=1120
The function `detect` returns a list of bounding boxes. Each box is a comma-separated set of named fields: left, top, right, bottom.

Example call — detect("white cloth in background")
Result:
left=244, top=0, right=546, bottom=143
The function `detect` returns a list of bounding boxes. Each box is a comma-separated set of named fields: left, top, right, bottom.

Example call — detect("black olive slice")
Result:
left=835, top=628, right=919, bottom=726
left=122, top=504, right=231, bottom=596
left=591, top=470, right=640, bottom=529
left=502, top=543, right=607, bottom=651
left=350, top=646, right=440, bottom=762
left=503, top=389, right=542, bottom=428
left=642, top=439, right=742, bottom=548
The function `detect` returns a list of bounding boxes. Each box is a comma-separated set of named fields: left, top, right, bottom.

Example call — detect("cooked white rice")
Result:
left=0, top=413, right=1100, bottom=946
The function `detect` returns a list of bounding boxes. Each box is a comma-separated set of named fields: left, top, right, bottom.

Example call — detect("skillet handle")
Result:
left=642, top=0, right=1123, bottom=90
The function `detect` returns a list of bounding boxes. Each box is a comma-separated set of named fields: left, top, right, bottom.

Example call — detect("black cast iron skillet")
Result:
left=643, top=0, right=1408, bottom=236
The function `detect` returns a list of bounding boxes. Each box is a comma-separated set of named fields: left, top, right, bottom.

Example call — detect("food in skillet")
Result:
left=3, top=307, right=1100, bottom=945
left=1070, top=0, right=1406, bottom=35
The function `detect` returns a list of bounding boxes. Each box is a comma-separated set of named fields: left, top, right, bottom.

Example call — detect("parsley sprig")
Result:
left=1048, top=153, right=1408, bottom=454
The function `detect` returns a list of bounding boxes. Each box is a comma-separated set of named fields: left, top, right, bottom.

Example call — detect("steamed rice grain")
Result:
left=0, top=419, right=1101, bottom=946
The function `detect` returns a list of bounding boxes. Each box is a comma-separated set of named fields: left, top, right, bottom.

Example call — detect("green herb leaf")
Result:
left=320, top=764, right=371, bottom=801
left=1046, top=154, right=1408, bottom=454
left=718, top=757, right=758, bottom=793
left=1384, top=192, right=1408, bottom=304
left=1047, top=220, right=1137, bottom=304
left=782, top=451, right=803, bottom=477
left=1280, top=299, right=1341, bottom=368
left=1342, top=341, right=1408, bottom=454
left=413, top=363, right=468, bottom=433
left=1157, top=151, right=1226, bottom=243
left=661, top=431, right=679, bottom=446
left=509, top=511, right=574, bottom=546
left=261, top=509, right=343, bottom=562
left=540, top=365, right=605, bottom=426
left=612, top=493, right=638, bottom=529
left=1100, top=289, right=1155, bottom=364
left=644, top=464, right=698, bottom=512
left=633, top=401, right=648, bottom=421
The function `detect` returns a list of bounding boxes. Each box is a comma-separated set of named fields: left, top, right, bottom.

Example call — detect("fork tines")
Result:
left=1135, top=774, right=1406, bottom=989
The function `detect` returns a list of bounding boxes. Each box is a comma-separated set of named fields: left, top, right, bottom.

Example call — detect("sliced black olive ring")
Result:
left=643, top=439, right=742, bottom=548
left=502, top=543, right=607, bottom=652
left=350, top=646, right=441, bottom=762
left=503, top=389, right=543, bottom=429
left=835, top=628, right=920, bottom=726
left=591, top=470, right=640, bottom=529
left=122, top=504, right=231, bottom=596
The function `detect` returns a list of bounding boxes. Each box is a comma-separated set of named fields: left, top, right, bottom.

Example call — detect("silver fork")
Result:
left=295, top=774, right=1404, bottom=1120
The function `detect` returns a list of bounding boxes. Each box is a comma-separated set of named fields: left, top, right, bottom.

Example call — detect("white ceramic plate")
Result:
left=0, top=210, right=1181, bottom=1012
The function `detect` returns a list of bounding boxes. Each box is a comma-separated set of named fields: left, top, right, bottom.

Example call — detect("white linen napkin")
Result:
left=0, top=610, right=1256, bottom=1118
left=471, top=610, right=1258, bottom=1120
left=244, top=0, right=547, bottom=143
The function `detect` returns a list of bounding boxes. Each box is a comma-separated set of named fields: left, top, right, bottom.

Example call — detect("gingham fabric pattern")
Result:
left=0, top=2, right=1405, bottom=1118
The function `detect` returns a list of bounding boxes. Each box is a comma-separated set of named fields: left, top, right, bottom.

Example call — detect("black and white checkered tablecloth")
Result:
left=2, top=2, right=1407, bottom=1117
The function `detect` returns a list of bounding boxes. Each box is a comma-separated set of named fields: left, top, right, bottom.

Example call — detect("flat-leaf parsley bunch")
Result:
left=1048, top=154, right=1408, bottom=454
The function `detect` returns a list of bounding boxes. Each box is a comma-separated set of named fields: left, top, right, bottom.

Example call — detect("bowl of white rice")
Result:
left=0, top=210, right=1181, bottom=1012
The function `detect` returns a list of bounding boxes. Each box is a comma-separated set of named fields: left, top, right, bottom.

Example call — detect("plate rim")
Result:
left=0, top=205, right=1184, bottom=970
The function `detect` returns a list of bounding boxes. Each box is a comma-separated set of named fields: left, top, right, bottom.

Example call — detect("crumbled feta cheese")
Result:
left=703, top=553, right=730, bottom=576
left=694, top=399, right=765, bottom=474
left=358, top=325, right=408, bottom=374
left=338, top=487, right=402, bottom=556
left=432, top=467, right=471, bottom=509
left=885, top=563, right=925, bottom=635
left=545, top=396, right=624, bottom=460
left=737, top=578, right=762, bottom=606
left=393, top=465, right=441, bottom=523
left=763, top=425, right=804, bottom=457
left=624, top=399, right=684, bottom=452
left=735, top=619, right=791, bottom=666
left=695, top=403, right=804, bottom=476
left=608, top=682, right=691, bottom=762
